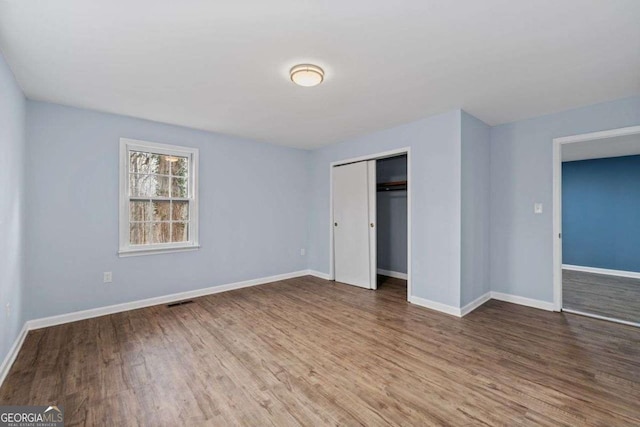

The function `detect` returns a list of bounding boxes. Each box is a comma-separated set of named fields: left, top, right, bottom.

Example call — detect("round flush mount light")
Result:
left=290, top=64, right=324, bottom=87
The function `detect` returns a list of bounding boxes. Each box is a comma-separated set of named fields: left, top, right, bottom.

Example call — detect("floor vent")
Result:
left=167, top=300, right=194, bottom=308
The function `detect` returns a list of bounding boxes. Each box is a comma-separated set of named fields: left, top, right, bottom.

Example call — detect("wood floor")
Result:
left=2, top=275, right=639, bottom=426
left=563, top=269, right=640, bottom=324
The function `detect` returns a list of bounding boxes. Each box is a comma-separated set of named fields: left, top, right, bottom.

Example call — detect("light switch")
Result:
left=534, top=203, right=543, bottom=214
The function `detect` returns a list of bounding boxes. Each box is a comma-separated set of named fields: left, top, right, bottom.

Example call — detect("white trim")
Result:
left=367, top=160, right=377, bottom=290
left=407, top=151, right=412, bottom=302
left=460, top=292, right=492, bottom=317
left=562, top=308, right=640, bottom=328
left=307, top=270, right=331, bottom=280
left=562, top=264, right=640, bottom=279
left=0, top=324, right=29, bottom=387
left=410, top=291, right=553, bottom=317
left=119, top=138, right=200, bottom=256
left=27, top=270, right=308, bottom=330
left=553, top=126, right=640, bottom=145
left=553, top=126, right=640, bottom=312
left=118, top=245, right=201, bottom=257
left=0, top=270, right=310, bottom=388
left=409, top=296, right=461, bottom=317
left=329, top=148, right=412, bottom=168
left=552, top=135, right=563, bottom=311
left=490, top=291, right=555, bottom=311
left=377, top=269, right=408, bottom=280
left=0, top=272, right=566, bottom=389
left=329, top=147, right=411, bottom=302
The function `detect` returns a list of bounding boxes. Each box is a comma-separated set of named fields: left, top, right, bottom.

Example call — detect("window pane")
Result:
left=130, top=173, right=147, bottom=197
left=170, top=156, right=188, bottom=177
left=172, top=201, right=189, bottom=221
left=129, top=152, right=175, bottom=175
left=123, top=143, right=197, bottom=250
left=130, top=174, right=170, bottom=197
left=130, top=222, right=150, bottom=245
left=130, top=200, right=151, bottom=221
left=151, top=201, right=170, bottom=221
left=155, top=175, right=171, bottom=197
left=172, top=177, right=188, bottom=197
left=152, top=154, right=172, bottom=175
left=171, top=222, right=189, bottom=243
left=150, top=222, right=171, bottom=244
left=130, top=151, right=152, bottom=174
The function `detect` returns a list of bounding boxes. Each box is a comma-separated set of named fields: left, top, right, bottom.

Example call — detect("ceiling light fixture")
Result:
left=290, top=64, right=324, bottom=87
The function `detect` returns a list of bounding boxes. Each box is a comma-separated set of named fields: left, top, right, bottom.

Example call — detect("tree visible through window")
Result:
left=119, top=139, right=198, bottom=255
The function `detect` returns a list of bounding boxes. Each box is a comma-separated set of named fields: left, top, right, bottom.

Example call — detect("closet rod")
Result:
left=376, top=180, right=407, bottom=192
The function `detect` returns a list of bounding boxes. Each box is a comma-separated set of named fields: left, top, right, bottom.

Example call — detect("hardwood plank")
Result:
left=563, top=269, right=640, bottom=323
left=1, top=275, right=639, bottom=426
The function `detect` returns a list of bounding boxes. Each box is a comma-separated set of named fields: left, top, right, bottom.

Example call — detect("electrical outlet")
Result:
left=300, top=248, right=306, bottom=256
left=103, top=272, right=113, bottom=283
left=534, top=203, right=543, bottom=214
left=6, top=303, right=10, bottom=319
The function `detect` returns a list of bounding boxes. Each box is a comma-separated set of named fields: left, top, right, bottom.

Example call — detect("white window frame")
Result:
left=118, top=138, right=199, bottom=257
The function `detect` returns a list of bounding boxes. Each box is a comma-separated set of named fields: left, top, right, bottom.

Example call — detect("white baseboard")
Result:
left=306, top=269, right=409, bottom=282
left=562, top=264, right=640, bottom=280
left=377, top=269, right=408, bottom=280
left=409, top=296, right=461, bottom=317
left=0, top=323, right=29, bottom=387
left=28, top=270, right=309, bottom=331
left=306, top=270, right=331, bottom=280
left=410, top=291, right=553, bottom=318
left=490, top=291, right=555, bottom=311
left=408, top=291, right=493, bottom=318
left=460, top=292, right=492, bottom=317
left=0, top=270, right=574, bottom=388
left=0, top=270, right=309, bottom=388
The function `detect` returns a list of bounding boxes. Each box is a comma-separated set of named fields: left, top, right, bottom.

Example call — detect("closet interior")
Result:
left=375, top=155, right=408, bottom=290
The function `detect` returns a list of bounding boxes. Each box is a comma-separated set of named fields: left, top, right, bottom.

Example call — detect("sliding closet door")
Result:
left=367, top=160, right=377, bottom=290
left=333, top=161, right=375, bottom=289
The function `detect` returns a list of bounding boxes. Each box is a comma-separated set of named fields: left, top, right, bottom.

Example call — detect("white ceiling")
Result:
left=1, top=1, right=638, bottom=149
left=562, top=133, right=640, bottom=162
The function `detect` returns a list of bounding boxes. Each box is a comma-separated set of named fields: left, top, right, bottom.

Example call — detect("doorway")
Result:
left=553, top=126, right=640, bottom=326
left=330, top=148, right=411, bottom=301
left=375, top=155, right=408, bottom=292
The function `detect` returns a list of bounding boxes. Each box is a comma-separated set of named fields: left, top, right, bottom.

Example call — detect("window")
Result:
left=119, top=138, right=199, bottom=256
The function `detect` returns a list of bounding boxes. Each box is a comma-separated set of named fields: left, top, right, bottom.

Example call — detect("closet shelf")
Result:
left=377, top=180, right=407, bottom=192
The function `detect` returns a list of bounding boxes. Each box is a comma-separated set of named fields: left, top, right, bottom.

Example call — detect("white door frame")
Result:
left=367, top=160, right=378, bottom=290
left=330, top=147, right=411, bottom=301
left=552, top=125, right=640, bottom=311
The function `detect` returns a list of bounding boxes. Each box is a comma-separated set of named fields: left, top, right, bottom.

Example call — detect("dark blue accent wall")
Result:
left=562, top=155, right=640, bottom=272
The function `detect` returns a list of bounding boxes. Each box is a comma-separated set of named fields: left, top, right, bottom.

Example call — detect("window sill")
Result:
left=118, top=245, right=200, bottom=257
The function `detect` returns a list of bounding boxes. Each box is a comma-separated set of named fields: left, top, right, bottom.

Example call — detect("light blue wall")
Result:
left=461, top=112, right=490, bottom=306
left=562, top=155, right=640, bottom=273
left=7, top=75, right=639, bottom=334
left=24, top=101, right=310, bottom=320
left=308, top=110, right=462, bottom=307
left=490, top=96, right=640, bottom=302
left=376, top=156, right=407, bottom=274
left=0, top=53, right=26, bottom=365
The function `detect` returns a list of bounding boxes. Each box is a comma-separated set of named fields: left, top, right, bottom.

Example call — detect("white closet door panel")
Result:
left=333, top=161, right=371, bottom=288
left=368, top=160, right=377, bottom=290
